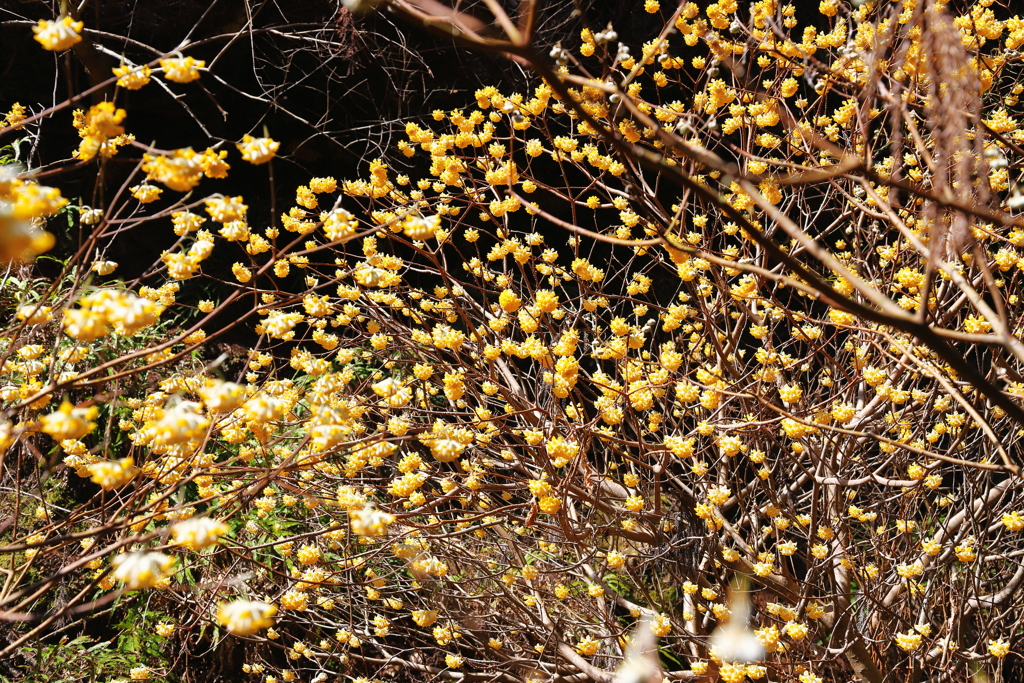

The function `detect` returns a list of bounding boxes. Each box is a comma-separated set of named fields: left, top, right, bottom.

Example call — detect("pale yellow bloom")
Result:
left=111, top=552, right=175, bottom=589
left=217, top=600, right=276, bottom=635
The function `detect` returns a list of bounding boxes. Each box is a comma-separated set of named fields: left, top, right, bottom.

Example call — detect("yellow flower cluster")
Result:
left=0, top=171, right=61, bottom=262
left=72, top=103, right=132, bottom=161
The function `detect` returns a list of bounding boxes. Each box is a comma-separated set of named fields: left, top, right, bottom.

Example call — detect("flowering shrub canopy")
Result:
left=5, top=1, right=1024, bottom=682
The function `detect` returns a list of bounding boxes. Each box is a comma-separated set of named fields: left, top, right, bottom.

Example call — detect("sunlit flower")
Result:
left=170, top=517, right=229, bottom=550
left=237, top=135, right=279, bottom=165
left=216, top=600, right=276, bottom=635
left=576, top=636, right=601, bottom=656
left=16, top=304, right=53, bottom=325
left=111, top=552, right=175, bottom=589
left=40, top=401, right=97, bottom=441
left=91, top=260, right=117, bottom=275
left=113, top=63, right=152, bottom=89
left=33, top=16, right=83, bottom=51
left=895, top=631, right=922, bottom=652
left=350, top=505, right=395, bottom=537
left=280, top=590, right=308, bottom=611
left=198, top=381, right=246, bottom=413
left=87, top=457, right=137, bottom=490
left=130, top=183, right=162, bottom=203
left=160, top=56, right=204, bottom=83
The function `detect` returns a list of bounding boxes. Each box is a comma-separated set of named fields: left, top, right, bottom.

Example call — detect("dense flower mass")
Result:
left=8, top=1, right=1024, bottom=683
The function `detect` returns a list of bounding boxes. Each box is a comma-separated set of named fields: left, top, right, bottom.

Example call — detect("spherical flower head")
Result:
left=6, top=176, right=68, bottom=220
left=831, top=402, right=856, bottom=422
left=205, top=195, right=247, bottom=222
left=445, top=654, right=463, bottom=669
left=232, top=263, right=252, bottom=283
left=535, top=290, right=559, bottom=313
left=217, top=600, right=276, bottom=635
left=112, top=551, right=175, bottom=590
left=778, top=384, right=802, bottom=403
left=170, top=516, right=229, bottom=550
left=73, top=100, right=127, bottom=148
left=91, top=260, right=118, bottom=275
left=296, top=544, right=321, bottom=565
left=130, top=183, right=162, bottom=203
left=33, top=16, right=83, bottom=51
left=954, top=543, right=978, bottom=562
left=895, top=631, right=922, bottom=651
left=777, top=540, right=798, bottom=556
left=16, top=304, right=53, bottom=325
left=528, top=479, right=552, bottom=497
left=5, top=102, right=27, bottom=127
left=87, top=456, right=137, bottom=490
left=302, top=293, right=333, bottom=317
left=415, top=556, right=448, bottom=578
left=718, top=663, right=748, bottom=683
left=707, top=485, right=731, bottom=505
left=172, top=210, right=206, bottom=235
left=142, top=149, right=207, bottom=192
left=426, top=436, right=464, bottom=463
left=350, top=505, right=395, bottom=537
left=431, top=324, right=465, bottom=351
left=411, top=609, right=438, bottom=627
left=536, top=495, right=562, bottom=514
left=353, top=263, right=397, bottom=288
left=113, top=63, right=152, bottom=90
left=650, top=614, right=672, bottom=637
left=308, top=176, right=337, bottom=193
left=262, top=311, right=303, bottom=340
left=279, top=590, right=308, bottom=611
left=160, top=56, right=204, bottom=83
left=40, top=400, right=97, bottom=441
left=784, top=622, right=809, bottom=640
left=576, top=636, right=601, bottom=656
left=432, top=625, right=456, bottom=646
left=71, top=101, right=131, bottom=160
left=1002, top=511, right=1024, bottom=531
left=317, top=208, right=356, bottom=243
left=153, top=400, right=210, bottom=446
left=155, top=622, right=175, bottom=637
left=546, top=436, right=579, bottom=467
left=101, top=291, right=163, bottom=336
left=606, top=551, right=626, bottom=569
left=498, top=288, right=522, bottom=312
left=989, top=639, right=1010, bottom=657
left=198, top=380, right=246, bottom=413
left=237, top=135, right=279, bottom=165
left=403, top=214, right=439, bottom=241
left=372, top=377, right=411, bottom=407
left=243, top=392, right=287, bottom=423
